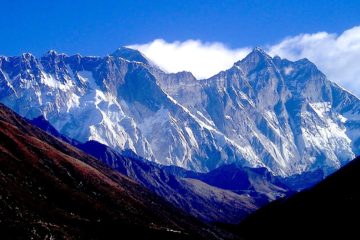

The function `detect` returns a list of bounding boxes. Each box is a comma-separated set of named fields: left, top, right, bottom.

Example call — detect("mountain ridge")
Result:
left=29, top=115, right=290, bottom=223
left=1, top=47, right=359, bottom=176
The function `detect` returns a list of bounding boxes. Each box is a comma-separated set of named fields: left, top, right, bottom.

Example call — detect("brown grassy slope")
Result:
left=0, top=103, right=236, bottom=240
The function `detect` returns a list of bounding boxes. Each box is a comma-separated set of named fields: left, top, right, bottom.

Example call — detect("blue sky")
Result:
left=0, top=0, right=360, bottom=56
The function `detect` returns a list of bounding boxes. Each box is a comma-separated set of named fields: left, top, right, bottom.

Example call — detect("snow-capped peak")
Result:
left=44, top=49, right=58, bottom=56
left=0, top=48, right=359, bottom=177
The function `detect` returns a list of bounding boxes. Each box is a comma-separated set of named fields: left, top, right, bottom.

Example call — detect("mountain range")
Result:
left=1, top=47, right=359, bottom=177
left=1, top=46, right=359, bottom=239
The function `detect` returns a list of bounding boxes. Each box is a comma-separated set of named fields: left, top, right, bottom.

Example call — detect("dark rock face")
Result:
left=0, top=103, right=234, bottom=240
left=236, top=155, right=360, bottom=240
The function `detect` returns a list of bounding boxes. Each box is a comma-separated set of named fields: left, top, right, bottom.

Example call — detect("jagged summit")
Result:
left=44, top=49, right=58, bottom=56
left=295, top=57, right=318, bottom=68
left=111, top=46, right=152, bottom=65
left=246, top=47, right=271, bottom=59
left=234, top=47, right=272, bottom=67
left=21, top=52, right=35, bottom=58
left=252, top=46, right=269, bottom=55
left=42, top=50, right=69, bottom=59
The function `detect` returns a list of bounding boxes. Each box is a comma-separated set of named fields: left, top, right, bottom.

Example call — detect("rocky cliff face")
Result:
left=1, top=48, right=359, bottom=176
left=153, top=48, right=360, bottom=175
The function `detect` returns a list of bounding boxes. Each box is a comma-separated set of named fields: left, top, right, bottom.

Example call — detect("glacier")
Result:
left=0, top=47, right=359, bottom=176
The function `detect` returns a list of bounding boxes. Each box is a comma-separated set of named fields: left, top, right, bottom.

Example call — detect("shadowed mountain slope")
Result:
left=0, top=103, right=236, bottom=240
left=235, top=155, right=360, bottom=240
left=30, top=116, right=291, bottom=224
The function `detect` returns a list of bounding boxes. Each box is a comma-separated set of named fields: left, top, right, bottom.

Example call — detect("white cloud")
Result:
left=268, top=26, right=360, bottom=97
left=130, top=26, right=360, bottom=97
left=129, top=39, right=251, bottom=79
